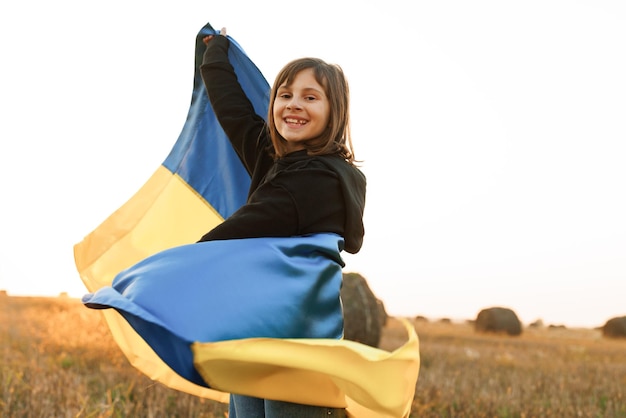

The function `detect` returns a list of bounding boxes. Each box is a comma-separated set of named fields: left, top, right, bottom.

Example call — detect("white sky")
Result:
left=1, top=1, right=625, bottom=328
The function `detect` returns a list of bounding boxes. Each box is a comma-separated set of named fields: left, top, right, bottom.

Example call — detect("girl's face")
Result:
left=273, top=68, right=330, bottom=153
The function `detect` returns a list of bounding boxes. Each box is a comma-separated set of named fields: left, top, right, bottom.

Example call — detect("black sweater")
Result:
left=198, top=36, right=366, bottom=254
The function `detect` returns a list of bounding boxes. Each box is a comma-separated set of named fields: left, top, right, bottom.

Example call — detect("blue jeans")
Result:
left=229, top=394, right=347, bottom=418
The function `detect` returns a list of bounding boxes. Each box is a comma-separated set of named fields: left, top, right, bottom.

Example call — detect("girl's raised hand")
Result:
left=203, top=27, right=227, bottom=45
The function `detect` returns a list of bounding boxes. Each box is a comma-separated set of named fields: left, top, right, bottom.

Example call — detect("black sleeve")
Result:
left=200, top=36, right=270, bottom=176
left=198, top=178, right=299, bottom=241
left=198, top=168, right=344, bottom=242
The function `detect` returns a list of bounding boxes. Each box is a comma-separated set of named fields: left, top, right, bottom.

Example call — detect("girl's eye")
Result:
left=279, top=93, right=291, bottom=99
left=305, top=96, right=316, bottom=101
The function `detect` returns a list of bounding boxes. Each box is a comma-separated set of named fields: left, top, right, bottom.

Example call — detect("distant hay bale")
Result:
left=602, top=316, right=626, bottom=339
left=0, top=290, right=7, bottom=297
left=529, top=319, right=544, bottom=328
left=474, top=306, right=522, bottom=336
left=340, top=272, right=386, bottom=348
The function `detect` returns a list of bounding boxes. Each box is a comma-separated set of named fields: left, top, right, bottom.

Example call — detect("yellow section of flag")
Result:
left=74, top=165, right=223, bottom=293
left=193, top=318, right=420, bottom=418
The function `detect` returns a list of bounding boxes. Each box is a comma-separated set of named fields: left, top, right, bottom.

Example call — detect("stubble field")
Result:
left=1, top=295, right=625, bottom=417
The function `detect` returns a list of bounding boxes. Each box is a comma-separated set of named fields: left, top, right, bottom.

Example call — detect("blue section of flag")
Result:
left=82, top=233, right=346, bottom=387
left=162, top=23, right=270, bottom=219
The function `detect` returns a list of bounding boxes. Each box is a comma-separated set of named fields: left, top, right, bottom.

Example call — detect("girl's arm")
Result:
left=200, top=32, right=269, bottom=176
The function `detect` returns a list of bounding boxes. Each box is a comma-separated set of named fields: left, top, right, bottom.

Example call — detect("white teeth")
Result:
left=285, top=118, right=306, bottom=124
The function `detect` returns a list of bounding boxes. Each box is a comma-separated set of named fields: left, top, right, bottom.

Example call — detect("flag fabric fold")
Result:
left=74, top=21, right=419, bottom=418
left=82, top=233, right=347, bottom=388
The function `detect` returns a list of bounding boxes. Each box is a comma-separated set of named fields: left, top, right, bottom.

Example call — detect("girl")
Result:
left=199, top=28, right=366, bottom=418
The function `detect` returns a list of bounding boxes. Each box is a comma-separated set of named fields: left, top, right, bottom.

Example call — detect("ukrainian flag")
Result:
left=74, top=21, right=419, bottom=418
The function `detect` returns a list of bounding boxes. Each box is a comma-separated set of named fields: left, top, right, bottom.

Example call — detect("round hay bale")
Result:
left=377, top=299, right=388, bottom=327
left=602, top=316, right=626, bottom=339
left=340, top=272, right=385, bottom=347
left=474, top=306, right=522, bottom=336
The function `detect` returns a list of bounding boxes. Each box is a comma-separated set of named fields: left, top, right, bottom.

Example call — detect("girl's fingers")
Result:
left=203, top=28, right=226, bottom=45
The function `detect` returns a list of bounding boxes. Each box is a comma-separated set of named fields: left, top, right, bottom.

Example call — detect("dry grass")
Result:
left=0, top=295, right=228, bottom=418
left=382, top=317, right=626, bottom=417
left=1, top=295, right=626, bottom=417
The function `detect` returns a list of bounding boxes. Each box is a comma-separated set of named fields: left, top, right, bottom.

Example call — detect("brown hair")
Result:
left=267, top=57, right=356, bottom=164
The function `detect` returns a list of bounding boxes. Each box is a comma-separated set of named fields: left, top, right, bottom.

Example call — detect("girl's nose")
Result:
left=286, top=96, right=302, bottom=110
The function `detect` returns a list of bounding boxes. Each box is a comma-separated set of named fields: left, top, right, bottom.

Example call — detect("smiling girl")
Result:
left=198, top=28, right=366, bottom=417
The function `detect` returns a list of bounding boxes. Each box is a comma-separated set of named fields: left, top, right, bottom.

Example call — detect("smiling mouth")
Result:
left=285, top=118, right=307, bottom=125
